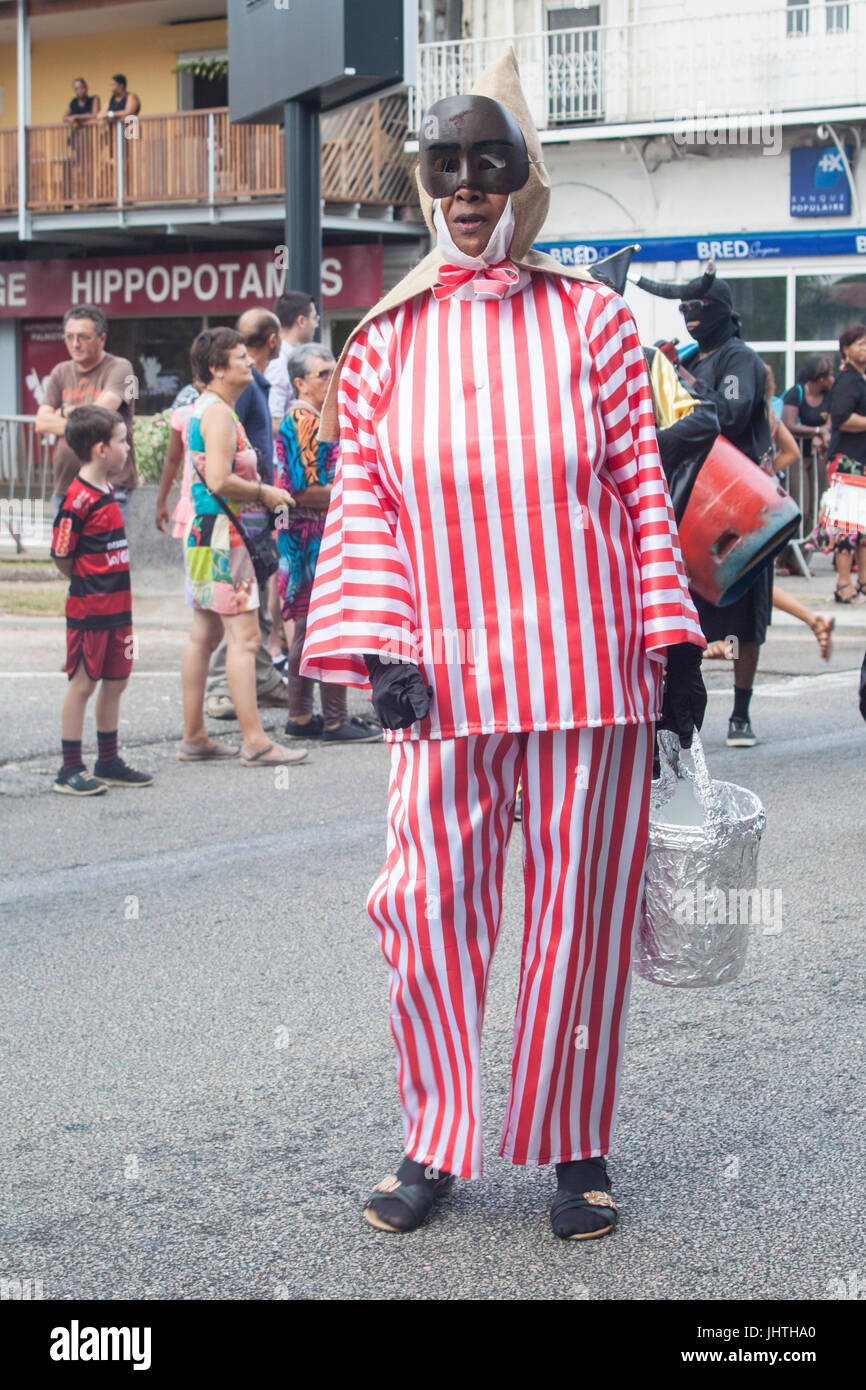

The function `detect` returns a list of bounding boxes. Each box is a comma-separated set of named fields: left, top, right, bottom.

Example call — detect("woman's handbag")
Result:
left=192, top=462, right=278, bottom=587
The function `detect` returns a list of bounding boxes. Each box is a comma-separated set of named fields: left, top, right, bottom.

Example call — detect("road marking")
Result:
left=710, top=669, right=862, bottom=698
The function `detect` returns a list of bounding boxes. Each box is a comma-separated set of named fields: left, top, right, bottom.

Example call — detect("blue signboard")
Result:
left=534, top=228, right=866, bottom=265
left=790, top=146, right=852, bottom=217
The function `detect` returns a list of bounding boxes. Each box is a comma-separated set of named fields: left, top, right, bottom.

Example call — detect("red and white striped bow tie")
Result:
left=433, top=260, right=522, bottom=301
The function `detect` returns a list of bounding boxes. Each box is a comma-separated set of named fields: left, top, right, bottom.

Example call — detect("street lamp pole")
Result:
left=284, top=99, right=322, bottom=331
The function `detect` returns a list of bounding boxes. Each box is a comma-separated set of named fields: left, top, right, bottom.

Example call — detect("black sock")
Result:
left=555, top=1156, right=609, bottom=1194
left=61, top=739, right=84, bottom=772
left=96, top=729, right=118, bottom=763
left=732, top=687, right=752, bottom=722
left=396, top=1156, right=449, bottom=1185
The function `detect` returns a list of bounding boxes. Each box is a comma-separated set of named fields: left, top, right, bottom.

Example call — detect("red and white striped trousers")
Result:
left=367, top=722, right=653, bottom=1180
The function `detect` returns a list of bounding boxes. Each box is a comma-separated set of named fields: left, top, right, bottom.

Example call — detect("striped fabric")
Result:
left=51, top=477, right=131, bottom=631
left=367, top=722, right=653, bottom=1178
left=300, top=274, right=704, bottom=740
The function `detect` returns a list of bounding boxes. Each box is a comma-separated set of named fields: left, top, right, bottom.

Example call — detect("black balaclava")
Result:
left=680, top=278, right=741, bottom=351
left=418, top=94, right=529, bottom=198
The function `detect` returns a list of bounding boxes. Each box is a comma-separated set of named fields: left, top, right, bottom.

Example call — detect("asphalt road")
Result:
left=1, top=576, right=865, bottom=1301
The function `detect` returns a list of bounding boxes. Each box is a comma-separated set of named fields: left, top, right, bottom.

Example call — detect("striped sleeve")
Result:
left=581, top=286, right=706, bottom=656
left=299, top=314, right=420, bottom=686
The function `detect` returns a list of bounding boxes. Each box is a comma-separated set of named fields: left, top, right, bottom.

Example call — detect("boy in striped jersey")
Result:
left=51, top=405, right=152, bottom=795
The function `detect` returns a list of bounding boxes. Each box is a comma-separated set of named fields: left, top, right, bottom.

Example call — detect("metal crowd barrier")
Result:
left=779, top=442, right=822, bottom=578
left=0, top=415, right=53, bottom=555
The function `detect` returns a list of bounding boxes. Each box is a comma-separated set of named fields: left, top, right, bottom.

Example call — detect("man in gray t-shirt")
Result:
left=36, top=304, right=136, bottom=509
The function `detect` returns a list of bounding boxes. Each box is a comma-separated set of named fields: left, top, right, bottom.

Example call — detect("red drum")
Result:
left=678, top=436, right=801, bottom=607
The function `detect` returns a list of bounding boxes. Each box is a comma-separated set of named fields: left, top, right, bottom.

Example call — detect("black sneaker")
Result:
left=284, top=714, right=324, bottom=738
left=322, top=716, right=383, bottom=744
left=54, top=767, right=107, bottom=796
left=93, top=757, right=154, bottom=787
left=727, top=717, right=757, bottom=747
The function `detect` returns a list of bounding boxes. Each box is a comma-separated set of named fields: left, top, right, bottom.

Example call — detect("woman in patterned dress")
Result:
left=178, top=328, right=306, bottom=767
left=276, top=343, right=380, bottom=743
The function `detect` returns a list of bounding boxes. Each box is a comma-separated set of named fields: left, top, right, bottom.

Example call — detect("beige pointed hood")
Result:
left=319, top=47, right=595, bottom=440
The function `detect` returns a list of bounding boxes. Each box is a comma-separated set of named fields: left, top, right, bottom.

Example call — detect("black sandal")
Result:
left=363, top=1171, right=454, bottom=1233
left=834, top=583, right=865, bottom=605
left=550, top=1187, right=619, bottom=1241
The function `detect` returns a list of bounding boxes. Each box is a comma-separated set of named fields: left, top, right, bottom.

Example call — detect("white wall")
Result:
left=544, top=131, right=865, bottom=243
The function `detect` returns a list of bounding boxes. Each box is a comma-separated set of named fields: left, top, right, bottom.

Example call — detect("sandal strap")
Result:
left=550, top=1189, right=618, bottom=1223
left=364, top=1175, right=441, bottom=1226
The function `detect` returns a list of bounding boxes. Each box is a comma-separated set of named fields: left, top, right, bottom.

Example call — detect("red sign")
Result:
left=20, top=320, right=66, bottom=415
left=0, top=245, right=382, bottom=320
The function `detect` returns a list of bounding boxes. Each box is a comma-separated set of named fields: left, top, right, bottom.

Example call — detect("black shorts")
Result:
left=691, top=564, right=773, bottom=646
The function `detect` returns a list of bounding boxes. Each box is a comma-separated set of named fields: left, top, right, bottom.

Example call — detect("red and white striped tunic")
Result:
left=300, top=274, right=705, bottom=741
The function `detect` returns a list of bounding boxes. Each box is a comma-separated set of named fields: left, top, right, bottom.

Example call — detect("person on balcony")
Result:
left=300, top=50, right=706, bottom=1241
left=63, top=78, right=100, bottom=125
left=101, top=74, right=141, bottom=123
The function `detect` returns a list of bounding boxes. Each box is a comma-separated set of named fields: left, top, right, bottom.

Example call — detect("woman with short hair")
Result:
left=178, top=328, right=308, bottom=766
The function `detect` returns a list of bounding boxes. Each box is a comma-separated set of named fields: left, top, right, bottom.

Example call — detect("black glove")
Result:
left=657, top=642, right=707, bottom=749
left=364, top=654, right=433, bottom=730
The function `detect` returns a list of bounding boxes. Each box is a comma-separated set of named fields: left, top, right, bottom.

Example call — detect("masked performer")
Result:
left=638, top=269, right=771, bottom=746
left=301, top=52, right=707, bottom=1240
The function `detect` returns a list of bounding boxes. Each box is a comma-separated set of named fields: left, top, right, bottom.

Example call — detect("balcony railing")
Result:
left=409, top=0, right=866, bottom=134
left=0, top=96, right=416, bottom=216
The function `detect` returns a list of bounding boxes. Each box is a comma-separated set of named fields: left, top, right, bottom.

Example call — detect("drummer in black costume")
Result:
left=641, top=270, right=772, bottom=748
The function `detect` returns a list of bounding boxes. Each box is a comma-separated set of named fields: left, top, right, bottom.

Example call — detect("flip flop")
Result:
left=240, top=741, right=308, bottom=767
left=177, top=740, right=238, bottom=761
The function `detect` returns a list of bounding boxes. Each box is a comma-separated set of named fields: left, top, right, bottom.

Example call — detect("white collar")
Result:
left=433, top=199, right=531, bottom=301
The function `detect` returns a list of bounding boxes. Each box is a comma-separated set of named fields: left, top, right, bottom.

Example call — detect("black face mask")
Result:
left=418, top=94, right=530, bottom=199
left=680, top=288, right=737, bottom=350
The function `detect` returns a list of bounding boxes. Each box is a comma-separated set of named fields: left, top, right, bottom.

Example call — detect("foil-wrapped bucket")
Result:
left=636, top=730, right=766, bottom=987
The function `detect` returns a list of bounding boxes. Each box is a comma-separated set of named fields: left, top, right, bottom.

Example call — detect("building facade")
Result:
left=414, top=0, right=866, bottom=391
left=0, top=0, right=428, bottom=417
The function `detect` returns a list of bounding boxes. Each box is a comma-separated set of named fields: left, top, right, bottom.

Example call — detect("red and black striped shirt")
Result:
left=51, top=477, right=131, bottom=630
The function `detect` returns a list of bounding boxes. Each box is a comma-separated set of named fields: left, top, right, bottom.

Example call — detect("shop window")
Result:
left=107, top=316, right=205, bottom=415
left=795, top=273, right=866, bottom=342
left=727, top=276, right=787, bottom=342
left=757, top=351, right=787, bottom=397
